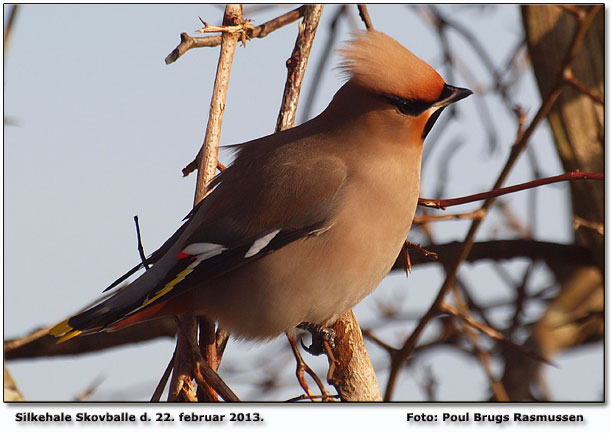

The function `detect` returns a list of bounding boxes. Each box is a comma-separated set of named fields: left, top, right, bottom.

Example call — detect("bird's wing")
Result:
left=52, top=155, right=348, bottom=338
left=119, top=154, right=349, bottom=315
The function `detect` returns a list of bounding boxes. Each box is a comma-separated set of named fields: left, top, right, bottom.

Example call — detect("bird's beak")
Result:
left=422, top=84, right=473, bottom=140
left=432, top=84, right=473, bottom=108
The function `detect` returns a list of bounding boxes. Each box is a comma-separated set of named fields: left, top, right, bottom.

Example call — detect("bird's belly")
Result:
left=195, top=181, right=418, bottom=340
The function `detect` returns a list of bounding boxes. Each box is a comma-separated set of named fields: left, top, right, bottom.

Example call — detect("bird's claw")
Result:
left=297, top=322, right=336, bottom=356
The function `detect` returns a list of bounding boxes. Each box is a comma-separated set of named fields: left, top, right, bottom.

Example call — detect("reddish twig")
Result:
left=413, top=209, right=485, bottom=224
left=405, top=241, right=438, bottom=261
left=418, top=170, right=604, bottom=210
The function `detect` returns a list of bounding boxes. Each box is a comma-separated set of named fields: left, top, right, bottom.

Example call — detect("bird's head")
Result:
left=335, top=30, right=472, bottom=143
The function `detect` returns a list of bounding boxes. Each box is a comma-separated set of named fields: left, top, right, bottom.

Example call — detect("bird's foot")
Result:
left=297, top=322, right=336, bottom=356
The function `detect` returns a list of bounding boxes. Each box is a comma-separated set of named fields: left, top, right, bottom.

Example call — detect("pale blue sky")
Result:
left=3, top=4, right=602, bottom=404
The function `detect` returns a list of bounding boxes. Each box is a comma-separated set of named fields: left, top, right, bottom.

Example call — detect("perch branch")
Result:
left=171, top=4, right=243, bottom=402
left=173, top=318, right=239, bottom=402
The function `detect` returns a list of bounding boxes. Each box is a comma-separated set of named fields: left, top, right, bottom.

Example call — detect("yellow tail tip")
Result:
left=56, top=330, right=82, bottom=343
left=49, top=319, right=72, bottom=336
left=49, top=320, right=82, bottom=343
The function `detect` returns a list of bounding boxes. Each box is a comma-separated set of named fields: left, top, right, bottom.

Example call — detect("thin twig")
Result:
left=361, top=329, right=397, bottom=354
left=165, top=6, right=306, bottom=64
left=404, top=241, right=439, bottom=261
left=133, top=215, right=150, bottom=270
left=413, top=209, right=485, bottom=224
left=357, top=4, right=374, bottom=30
left=286, top=393, right=340, bottom=402
left=450, top=288, right=509, bottom=402
left=441, top=302, right=554, bottom=366
left=286, top=332, right=332, bottom=401
left=418, top=170, right=604, bottom=209
left=151, top=349, right=176, bottom=402
left=563, top=68, right=604, bottom=105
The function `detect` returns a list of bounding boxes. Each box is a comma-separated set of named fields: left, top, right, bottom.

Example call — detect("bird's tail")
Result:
left=49, top=295, right=170, bottom=343
left=48, top=258, right=179, bottom=343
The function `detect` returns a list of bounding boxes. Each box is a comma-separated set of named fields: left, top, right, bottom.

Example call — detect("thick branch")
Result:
left=329, top=311, right=382, bottom=401
left=390, top=239, right=593, bottom=271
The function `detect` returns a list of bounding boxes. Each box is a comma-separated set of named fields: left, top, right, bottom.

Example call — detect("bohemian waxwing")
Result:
left=51, top=30, right=471, bottom=343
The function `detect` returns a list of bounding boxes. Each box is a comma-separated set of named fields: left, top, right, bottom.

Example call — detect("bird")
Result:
left=50, top=30, right=472, bottom=345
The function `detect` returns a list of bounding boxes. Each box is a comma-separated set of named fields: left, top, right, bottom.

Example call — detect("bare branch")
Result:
left=171, top=4, right=244, bottom=403
left=133, top=215, right=150, bottom=270
left=357, top=5, right=374, bottom=30
left=413, top=209, right=485, bottom=224
left=275, top=5, right=324, bottom=131
left=173, top=318, right=240, bottom=402
left=151, top=350, right=175, bottom=402
left=418, top=170, right=604, bottom=209
left=563, top=68, right=604, bottom=105
left=286, top=332, right=332, bottom=401
left=441, top=302, right=554, bottom=366
left=384, top=6, right=602, bottom=400
left=165, top=6, right=306, bottom=64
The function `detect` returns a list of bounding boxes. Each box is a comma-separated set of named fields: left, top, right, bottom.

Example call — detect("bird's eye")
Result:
left=382, top=94, right=431, bottom=117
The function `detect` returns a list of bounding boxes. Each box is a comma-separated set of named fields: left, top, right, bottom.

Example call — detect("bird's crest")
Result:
left=338, top=30, right=445, bottom=102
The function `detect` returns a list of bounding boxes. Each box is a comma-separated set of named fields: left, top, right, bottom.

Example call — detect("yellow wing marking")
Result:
left=141, top=259, right=201, bottom=307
